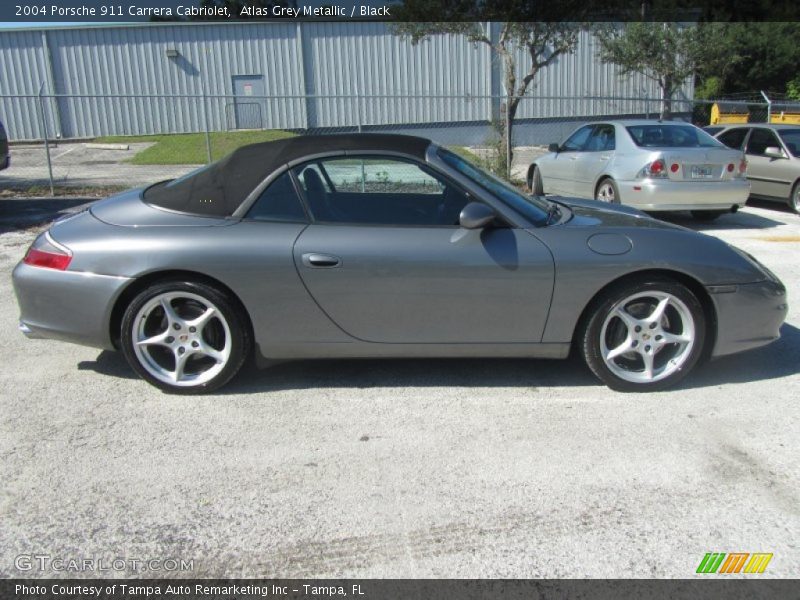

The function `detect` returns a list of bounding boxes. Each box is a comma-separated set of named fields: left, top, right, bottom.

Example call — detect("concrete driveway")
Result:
left=0, top=200, right=798, bottom=578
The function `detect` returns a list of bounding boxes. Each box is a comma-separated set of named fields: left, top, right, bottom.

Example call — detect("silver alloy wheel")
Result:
left=600, top=291, right=696, bottom=384
left=596, top=181, right=616, bottom=203
left=132, top=291, right=232, bottom=387
left=793, top=184, right=800, bottom=213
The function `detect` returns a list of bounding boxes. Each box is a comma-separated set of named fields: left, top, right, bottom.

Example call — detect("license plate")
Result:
left=691, top=165, right=714, bottom=179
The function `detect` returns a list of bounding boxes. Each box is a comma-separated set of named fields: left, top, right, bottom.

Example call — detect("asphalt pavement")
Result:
left=0, top=199, right=798, bottom=578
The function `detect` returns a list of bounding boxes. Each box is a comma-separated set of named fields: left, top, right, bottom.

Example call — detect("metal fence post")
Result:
left=505, top=95, right=511, bottom=179
left=36, top=82, right=55, bottom=197
left=760, top=90, right=772, bottom=123
left=356, top=93, right=363, bottom=134
left=202, top=82, right=212, bottom=164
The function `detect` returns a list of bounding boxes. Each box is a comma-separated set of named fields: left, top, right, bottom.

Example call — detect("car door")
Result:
left=541, top=125, right=594, bottom=196
left=291, top=154, right=555, bottom=344
left=745, top=128, right=793, bottom=199
left=572, top=124, right=616, bottom=198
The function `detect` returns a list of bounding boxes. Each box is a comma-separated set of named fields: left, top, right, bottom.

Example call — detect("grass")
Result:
left=0, top=184, right=127, bottom=198
left=95, top=130, right=296, bottom=165
left=447, top=145, right=482, bottom=162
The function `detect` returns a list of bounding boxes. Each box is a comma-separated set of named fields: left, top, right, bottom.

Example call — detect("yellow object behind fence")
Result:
left=770, top=103, right=800, bottom=124
left=710, top=102, right=749, bottom=125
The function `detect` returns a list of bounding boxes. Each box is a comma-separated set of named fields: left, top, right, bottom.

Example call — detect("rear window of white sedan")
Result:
left=625, top=124, right=723, bottom=148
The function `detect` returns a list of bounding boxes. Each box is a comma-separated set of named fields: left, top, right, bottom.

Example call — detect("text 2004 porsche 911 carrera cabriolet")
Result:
left=13, top=134, right=787, bottom=394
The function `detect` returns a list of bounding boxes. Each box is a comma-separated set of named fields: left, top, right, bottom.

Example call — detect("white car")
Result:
left=528, top=120, right=750, bottom=220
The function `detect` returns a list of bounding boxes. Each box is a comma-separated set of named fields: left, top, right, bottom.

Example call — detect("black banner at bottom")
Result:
left=2, top=579, right=798, bottom=600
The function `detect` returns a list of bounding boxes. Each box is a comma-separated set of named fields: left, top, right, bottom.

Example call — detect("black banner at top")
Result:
left=2, top=0, right=800, bottom=24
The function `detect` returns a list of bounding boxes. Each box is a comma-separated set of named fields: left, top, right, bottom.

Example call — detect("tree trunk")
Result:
left=661, top=77, right=673, bottom=120
left=504, top=96, right=520, bottom=178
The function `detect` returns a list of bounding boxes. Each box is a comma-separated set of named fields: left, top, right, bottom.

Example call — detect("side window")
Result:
left=246, top=172, right=307, bottom=222
left=718, top=128, right=749, bottom=150
left=561, top=125, right=594, bottom=152
left=746, top=129, right=781, bottom=156
left=585, top=125, right=616, bottom=151
left=292, top=156, right=470, bottom=226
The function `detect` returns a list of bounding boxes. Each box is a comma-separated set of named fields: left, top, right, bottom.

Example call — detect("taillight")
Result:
left=23, top=232, right=72, bottom=271
left=739, top=159, right=747, bottom=175
left=670, top=163, right=680, bottom=173
left=727, top=163, right=735, bottom=172
left=639, top=158, right=668, bottom=179
left=650, top=159, right=666, bottom=175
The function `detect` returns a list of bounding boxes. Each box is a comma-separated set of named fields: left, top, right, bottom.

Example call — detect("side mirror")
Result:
left=548, top=143, right=560, bottom=153
left=764, top=146, right=785, bottom=159
left=459, top=202, right=496, bottom=229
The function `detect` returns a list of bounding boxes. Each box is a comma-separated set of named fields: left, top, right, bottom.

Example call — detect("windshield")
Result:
left=778, top=129, right=800, bottom=157
left=437, top=147, right=550, bottom=226
left=626, top=124, right=723, bottom=148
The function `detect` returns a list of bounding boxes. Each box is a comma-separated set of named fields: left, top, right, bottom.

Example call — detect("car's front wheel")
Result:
left=579, top=278, right=706, bottom=392
left=121, top=280, right=251, bottom=394
left=529, top=165, right=544, bottom=195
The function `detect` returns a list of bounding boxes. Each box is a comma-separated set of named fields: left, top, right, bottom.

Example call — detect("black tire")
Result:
left=529, top=165, right=544, bottom=195
left=789, top=180, right=800, bottom=214
left=578, top=277, right=707, bottom=392
left=595, top=178, right=620, bottom=204
left=691, top=210, right=726, bottom=221
left=121, top=280, right=251, bottom=394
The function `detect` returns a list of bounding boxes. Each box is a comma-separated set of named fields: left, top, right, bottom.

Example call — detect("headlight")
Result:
left=729, top=244, right=779, bottom=282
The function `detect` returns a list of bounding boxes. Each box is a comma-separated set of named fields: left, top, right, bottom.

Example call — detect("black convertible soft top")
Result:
left=143, top=133, right=432, bottom=217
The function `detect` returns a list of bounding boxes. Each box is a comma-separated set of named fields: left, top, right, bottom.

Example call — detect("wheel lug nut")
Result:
left=173, top=323, right=181, bottom=330
left=649, top=322, right=657, bottom=329
left=645, top=345, right=651, bottom=352
left=165, top=336, right=174, bottom=344
left=634, top=326, right=641, bottom=332
left=189, top=326, right=196, bottom=333
left=178, top=347, right=185, bottom=354
left=192, top=341, right=199, bottom=348
left=632, top=340, right=638, bottom=347
left=655, top=335, right=662, bottom=341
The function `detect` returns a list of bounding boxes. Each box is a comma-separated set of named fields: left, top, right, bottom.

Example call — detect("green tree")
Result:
left=595, top=23, right=737, bottom=119
left=708, top=23, right=800, bottom=97
left=391, top=22, right=579, bottom=177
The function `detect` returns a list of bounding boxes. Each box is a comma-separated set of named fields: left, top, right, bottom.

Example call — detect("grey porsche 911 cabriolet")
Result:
left=12, top=134, right=787, bottom=394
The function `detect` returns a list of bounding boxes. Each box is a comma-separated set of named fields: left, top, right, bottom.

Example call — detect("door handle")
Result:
left=599, top=155, right=610, bottom=160
left=302, top=253, right=341, bottom=268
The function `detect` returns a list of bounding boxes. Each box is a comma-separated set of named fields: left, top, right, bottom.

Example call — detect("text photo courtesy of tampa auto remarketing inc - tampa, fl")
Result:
left=0, top=0, right=799, bottom=598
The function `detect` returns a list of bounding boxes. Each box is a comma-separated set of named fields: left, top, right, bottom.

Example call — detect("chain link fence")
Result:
left=0, top=93, right=773, bottom=196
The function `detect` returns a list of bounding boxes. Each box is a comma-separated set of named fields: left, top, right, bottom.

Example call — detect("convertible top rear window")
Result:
left=626, top=124, right=722, bottom=148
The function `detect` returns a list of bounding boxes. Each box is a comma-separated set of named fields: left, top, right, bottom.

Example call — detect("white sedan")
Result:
left=528, top=120, right=750, bottom=220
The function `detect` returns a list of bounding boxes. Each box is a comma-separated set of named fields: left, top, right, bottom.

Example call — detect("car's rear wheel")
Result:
left=121, top=280, right=250, bottom=394
left=579, top=278, right=706, bottom=392
left=789, top=180, right=800, bottom=214
left=529, top=165, right=544, bottom=195
left=690, top=210, right=726, bottom=221
left=595, top=178, right=620, bottom=204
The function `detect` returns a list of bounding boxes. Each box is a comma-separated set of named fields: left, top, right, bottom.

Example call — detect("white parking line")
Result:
left=50, top=146, right=79, bottom=161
